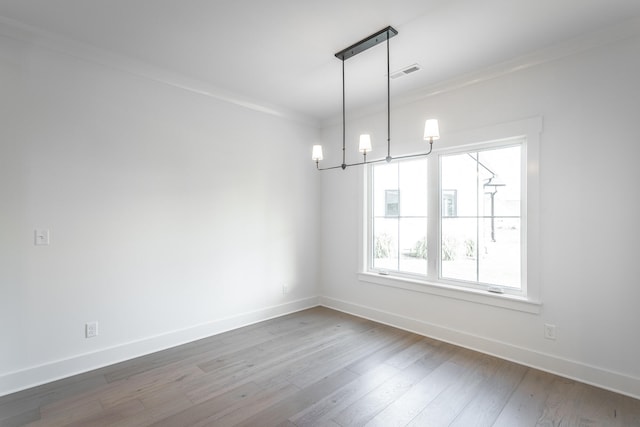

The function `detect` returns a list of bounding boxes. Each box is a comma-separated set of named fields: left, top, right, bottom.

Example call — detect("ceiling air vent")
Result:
left=390, top=63, right=422, bottom=79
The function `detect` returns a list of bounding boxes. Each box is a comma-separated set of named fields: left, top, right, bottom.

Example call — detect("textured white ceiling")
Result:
left=0, top=0, right=639, bottom=122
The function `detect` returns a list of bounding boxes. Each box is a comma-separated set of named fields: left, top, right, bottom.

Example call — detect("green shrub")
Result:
left=442, top=236, right=457, bottom=261
left=464, top=238, right=476, bottom=259
left=375, top=233, right=393, bottom=259
left=413, top=237, right=427, bottom=259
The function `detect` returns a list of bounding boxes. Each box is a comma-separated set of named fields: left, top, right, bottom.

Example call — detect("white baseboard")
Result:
left=5, top=295, right=638, bottom=401
left=0, top=296, right=319, bottom=397
left=319, top=296, right=640, bottom=400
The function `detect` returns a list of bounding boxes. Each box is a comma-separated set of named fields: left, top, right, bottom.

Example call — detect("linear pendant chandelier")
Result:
left=312, top=26, right=440, bottom=170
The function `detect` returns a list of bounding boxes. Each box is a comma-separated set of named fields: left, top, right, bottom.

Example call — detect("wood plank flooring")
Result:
left=1, top=307, right=639, bottom=426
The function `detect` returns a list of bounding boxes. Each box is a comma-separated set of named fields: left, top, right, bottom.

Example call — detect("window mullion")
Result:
left=366, top=165, right=374, bottom=272
left=476, top=152, right=480, bottom=283
left=396, top=164, right=400, bottom=271
left=426, top=154, right=439, bottom=280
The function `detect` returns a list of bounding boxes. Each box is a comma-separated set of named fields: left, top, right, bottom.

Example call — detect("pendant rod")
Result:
left=386, top=32, right=391, bottom=162
left=341, top=59, right=346, bottom=170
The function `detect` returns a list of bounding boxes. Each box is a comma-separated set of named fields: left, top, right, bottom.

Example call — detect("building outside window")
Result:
left=442, top=189, right=457, bottom=217
left=384, top=190, right=400, bottom=217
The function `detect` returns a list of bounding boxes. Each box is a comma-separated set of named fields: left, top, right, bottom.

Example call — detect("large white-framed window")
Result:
left=359, top=117, right=541, bottom=313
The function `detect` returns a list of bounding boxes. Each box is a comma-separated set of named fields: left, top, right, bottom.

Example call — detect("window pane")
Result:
left=399, top=159, right=427, bottom=217
left=371, top=159, right=428, bottom=276
left=479, top=218, right=521, bottom=287
left=399, top=218, right=427, bottom=275
left=441, top=143, right=522, bottom=289
left=479, top=146, right=521, bottom=217
left=441, top=217, right=477, bottom=282
left=373, top=163, right=398, bottom=217
left=373, top=217, right=398, bottom=271
left=441, top=153, right=478, bottom=217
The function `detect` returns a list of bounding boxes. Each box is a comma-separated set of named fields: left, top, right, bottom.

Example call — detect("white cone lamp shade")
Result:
left=424, top=119, right=440, bottom=141
left=359, top=134, right=372, bottom=153
left=312, top=145, right=324, bottom=161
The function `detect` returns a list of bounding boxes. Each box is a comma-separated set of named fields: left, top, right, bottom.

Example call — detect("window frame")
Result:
left=358, top=117, right=542, bottom=313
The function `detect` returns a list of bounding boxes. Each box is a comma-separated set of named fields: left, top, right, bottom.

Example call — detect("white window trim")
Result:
left=358, top=116, right=542, bottom=314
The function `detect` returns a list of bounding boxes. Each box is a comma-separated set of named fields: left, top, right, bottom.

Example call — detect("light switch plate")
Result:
left=34, top=229, right=50, bottom=246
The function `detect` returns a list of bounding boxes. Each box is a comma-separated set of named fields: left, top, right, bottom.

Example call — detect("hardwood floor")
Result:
left=1, top=307, right=639, bottom=426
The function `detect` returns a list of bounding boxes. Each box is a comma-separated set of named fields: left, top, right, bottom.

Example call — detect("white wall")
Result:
left=0, top=29, right=320, bottom=395
left=319, top=32, right=640, bottom=398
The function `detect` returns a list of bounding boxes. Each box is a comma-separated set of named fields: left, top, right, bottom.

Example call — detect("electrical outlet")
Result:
left=86, top=322, right=98, bottom=338
left=544, top=323, right=557, bottom=340
left=34, top=229, right=50, bottom=246
left=282, top=284, right=289, bottom=295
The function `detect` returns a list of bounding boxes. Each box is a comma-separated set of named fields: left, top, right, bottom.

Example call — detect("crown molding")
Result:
left=0, top=15, right=318, bottom=127
left=321, top=16, right=640, bottom=128
left=405, top=16, right=640, bottom=103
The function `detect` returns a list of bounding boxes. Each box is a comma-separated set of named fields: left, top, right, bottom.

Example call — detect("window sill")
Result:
left=358, top=272, right=541, bottom=314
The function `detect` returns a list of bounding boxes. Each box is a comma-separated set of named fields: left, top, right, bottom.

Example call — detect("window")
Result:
left=365, top=134, right=534, bottom=301
left=361, top=118, right=541, bottom=311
